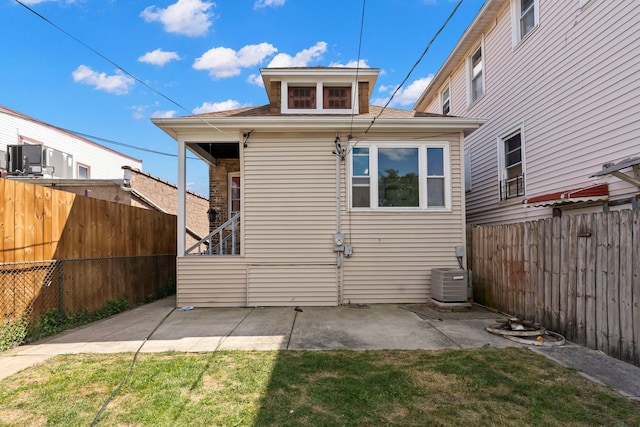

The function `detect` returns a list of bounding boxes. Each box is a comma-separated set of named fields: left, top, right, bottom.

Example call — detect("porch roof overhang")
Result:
left=152, top=115, right=486, bottom=139
left=522, top=184, right=609, bottom=208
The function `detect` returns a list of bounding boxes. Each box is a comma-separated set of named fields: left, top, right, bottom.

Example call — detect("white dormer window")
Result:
left=281, top=82, right=358, bottom=114
left=323, top=86, right=352, bottom=109
left=288, top=86, right=316, bottom=109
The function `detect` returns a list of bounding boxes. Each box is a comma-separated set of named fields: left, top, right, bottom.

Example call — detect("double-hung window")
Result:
left=512, top=0, right=539, bottom=44
left=469, top=45, right=484, bottom=104
left=498, top=128, right=525, bottom=200
left=350, top=143, right=449, bottom=210
left=441, top=84, right=451, bottom=115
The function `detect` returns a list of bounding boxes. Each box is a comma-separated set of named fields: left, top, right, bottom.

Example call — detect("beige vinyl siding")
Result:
left=434, top=0, right=640, bottom=225
left=247, top=265, right=337, bottom=306
left=342, top=132, right=465, bottom=304
left=243, top=134, right=338, bottom=305
left=177, top=257, right=247, bottom=307
left=176, top=130, right=470, bottom=307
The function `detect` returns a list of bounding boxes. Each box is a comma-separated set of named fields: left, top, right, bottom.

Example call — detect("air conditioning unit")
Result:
left=431, top=268, right=468, bottom=303
left=7, top=144, right=44, bottom=175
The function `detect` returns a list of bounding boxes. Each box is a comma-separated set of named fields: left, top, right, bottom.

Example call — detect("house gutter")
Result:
left=152, top=116, right=486, bottom=135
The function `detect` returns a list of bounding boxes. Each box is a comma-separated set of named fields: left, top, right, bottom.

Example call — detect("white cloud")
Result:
left=267, top=41, right=327, bottom=67
left=138, top=49, right=181, bottom=66
left=141, top=0, right=214, bottom=37
left=247, top=74, right=264, bottom=86
left=192, top=99, right=249, bottom=114
left=382, top=147, right=416, bottom=161
left=372, top=76, right=433, bottom=107
left=193, top=43, right=277, bottom=78
left=72, top=65, right=135, bottom=95
left=254, top=0, right=285, bottom=9
left=151, top=110, right=177, bottom=118
left=130, top=105, right=147, bottom=120
left=329, top=59, right=370, bottom=68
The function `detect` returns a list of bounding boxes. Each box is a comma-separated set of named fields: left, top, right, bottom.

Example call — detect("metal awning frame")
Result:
left=590, top=157, right=640, bottom=188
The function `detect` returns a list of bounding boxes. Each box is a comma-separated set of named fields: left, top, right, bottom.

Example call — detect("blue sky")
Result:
left=1, top=0, right=484, bottom=196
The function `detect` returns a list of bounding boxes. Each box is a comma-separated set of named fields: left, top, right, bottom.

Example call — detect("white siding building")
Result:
left=0, top=105, right=142, bottom=179
left=414, top=0, right=640, bottom=225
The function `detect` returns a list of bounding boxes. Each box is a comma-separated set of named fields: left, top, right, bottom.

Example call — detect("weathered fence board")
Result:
left=470, top=209, right=639, bottom=366
left=1, top=179, right=176, bottom=261
left=1, top=178, right=178, bottom=323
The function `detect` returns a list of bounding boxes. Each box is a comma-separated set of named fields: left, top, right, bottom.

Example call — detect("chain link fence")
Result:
left=1, top=255, right=176, bottom=328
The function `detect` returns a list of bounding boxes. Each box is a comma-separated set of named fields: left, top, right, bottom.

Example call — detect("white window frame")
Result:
left=467, top=41, right=485, bottom=106
left=77, top=163, right=90, bottom=179
left=281, top=81, right=359, bottom=115
left=228, top=172, right=240, bottom=218
left=497, top=124, right=526, bottom=200
left=511, top=0, right=539, bottom=46
left=348, top=142, right=451, bottom=211
left=440, top=82, right=451, bottom=115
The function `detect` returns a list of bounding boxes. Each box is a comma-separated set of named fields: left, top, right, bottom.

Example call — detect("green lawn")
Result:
left=1, top=348, right=639, bottom=426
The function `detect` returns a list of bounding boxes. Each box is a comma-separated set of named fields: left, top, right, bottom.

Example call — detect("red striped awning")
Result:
left=523, top=184, right=609, bottom=207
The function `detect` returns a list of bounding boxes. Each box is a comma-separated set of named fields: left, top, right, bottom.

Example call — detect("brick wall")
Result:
left=126, top=167, right=209, bottom=246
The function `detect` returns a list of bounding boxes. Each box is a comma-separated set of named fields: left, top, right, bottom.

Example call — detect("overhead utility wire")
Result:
left=359, top=0, right=465, bottom=138
left=347, top=0, right=367, bottom=143
left=61, top=128, right=201, bottom=160
left=14, top=0, right=236, bottom=141
left=0, top=106, right=199, bottom=160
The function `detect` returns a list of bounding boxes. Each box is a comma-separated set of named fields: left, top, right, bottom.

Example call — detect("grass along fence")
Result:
left=469, top=209, right=640, bottom=365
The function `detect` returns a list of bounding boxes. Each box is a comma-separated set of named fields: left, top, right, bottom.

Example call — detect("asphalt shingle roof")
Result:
left=189, top=104, right=448, bottom=119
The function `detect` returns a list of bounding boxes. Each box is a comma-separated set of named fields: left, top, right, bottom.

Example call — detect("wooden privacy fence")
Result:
left=470, top=209, right=640, bottom=365
left=1, top=178, right=177, bottom=323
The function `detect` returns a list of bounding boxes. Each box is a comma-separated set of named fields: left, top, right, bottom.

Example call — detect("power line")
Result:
left=347, top=0, right=367, bottom=142
left=0, top=107, right=200, bottom=160
left=14, top=0, right=237, bottom=141
left=359, top=0, right=465, bottom=137
left=61, top=128, right=202, bottom=160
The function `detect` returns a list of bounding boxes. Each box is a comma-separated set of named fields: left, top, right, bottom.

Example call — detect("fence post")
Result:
left=58, top=260, right=64, bottom=316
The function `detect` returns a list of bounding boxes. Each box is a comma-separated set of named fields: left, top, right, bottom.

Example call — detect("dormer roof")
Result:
left=260, top=67, right=380, bottom=104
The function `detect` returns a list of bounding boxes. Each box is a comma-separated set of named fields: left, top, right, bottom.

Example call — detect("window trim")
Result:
left=440, top=82, right=451, bottom=115
left=77, top=163, right=90, bottom=179
left=467, top=40, right=485, bottom=106
left=497, top=124, right=526, bottom=201
left=323, top=85, right=352, bottom=109
left=348, top=142, right=451, bottom=211
left=287, top=85, right=316, bottom=109
left=228, top=172, right=241, bottom=218
left=281, top=81, right=359, bottom=114
left=511, top=0, right=539, bottom=46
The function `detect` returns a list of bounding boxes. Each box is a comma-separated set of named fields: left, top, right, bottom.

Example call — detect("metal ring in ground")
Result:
left=503, top=330, right=566, bottom=346
left=485, top=323, right=546, bottom=337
